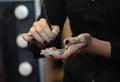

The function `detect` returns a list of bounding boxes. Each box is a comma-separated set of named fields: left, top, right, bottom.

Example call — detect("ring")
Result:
left=53, top=29, right=58, bottom=36
left=52, top=26, right=60, bottom=36
left=74, top=37, right=79, bottom=43
left=54, top=27, right=59, bottom=33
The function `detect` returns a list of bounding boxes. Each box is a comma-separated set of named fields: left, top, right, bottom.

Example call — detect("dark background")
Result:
left=0, top=1, right=40, bottom=82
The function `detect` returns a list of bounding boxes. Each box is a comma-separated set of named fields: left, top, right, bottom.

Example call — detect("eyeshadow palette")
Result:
left=45, top=47, right=65, bottom=55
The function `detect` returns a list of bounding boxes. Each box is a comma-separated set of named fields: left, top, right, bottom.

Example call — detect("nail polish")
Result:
left=65, top=40, right=70, bottom=44
left=50, top=35, right=55, bottom=41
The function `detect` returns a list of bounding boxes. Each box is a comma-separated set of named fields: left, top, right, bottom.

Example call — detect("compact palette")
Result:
left=45, top=47, right=65, bottom=55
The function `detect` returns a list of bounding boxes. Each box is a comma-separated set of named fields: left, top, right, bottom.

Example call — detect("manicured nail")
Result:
left=65, top=40, right=70, bottom=44
left=50, top=35, right=55, bottom=41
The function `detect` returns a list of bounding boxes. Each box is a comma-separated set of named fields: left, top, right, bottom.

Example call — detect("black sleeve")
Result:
left=109, top=41, right=120, bottom=61
left=28, top=0, right=67, bottom=58
left=39, top=0, right=66, bottom=30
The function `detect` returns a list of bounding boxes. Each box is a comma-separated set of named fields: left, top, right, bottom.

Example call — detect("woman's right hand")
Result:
left=22, top=18, right=60, bottom=48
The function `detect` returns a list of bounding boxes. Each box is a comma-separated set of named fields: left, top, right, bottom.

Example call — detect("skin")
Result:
left=22, top=18, right=60, bottom=48
left=22, top=18, right=111, bottom=60
left=41, top=33, right=111, bottom=60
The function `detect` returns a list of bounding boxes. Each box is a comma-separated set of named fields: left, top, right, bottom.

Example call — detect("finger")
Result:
left=22, top=32, right=45, bottom=48
left=51, top=25, right=60, bottom=37
left=43, top=26, right=55, bottom=41
left=40, top=48, right=70, bottom=60
left=63, top=37, right=77, bottom=46
left=22, top=33, right=33, bottom=42
left=40, top=50, right=55, bottom=59
left=39, top=19, right=55, bottom=41
left=40, top=48, right=66, bottom=60
left=64, top=35, right=86, bottom=45
left=33, top=22, right=50, bottom=43
left=30, top=39, right=45, bottom=48
left=54, top=43, right=86, bottom=59
left=68, top=43, right=86, bottom=54
left=30, top=27, right=45, bottom=46
left=77, top=33, right=91, bottom=43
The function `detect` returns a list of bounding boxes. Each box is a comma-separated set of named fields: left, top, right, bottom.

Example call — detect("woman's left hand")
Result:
left=40, top=33, right=111, bottom=60
left=40, top=33, right=93, bottom=60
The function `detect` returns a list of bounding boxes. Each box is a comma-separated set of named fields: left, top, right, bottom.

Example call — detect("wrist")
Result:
left=89, top=37, right=111, bottom=58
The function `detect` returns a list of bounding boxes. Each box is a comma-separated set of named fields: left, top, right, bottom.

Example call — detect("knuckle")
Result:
left=38, top=28, right=43, bottom=33
left=30, top=28, right=33, bottom=32
left=33, top=22, right=37, bottom=26
left=42, top=23, right=46, bottom=28
left=33, top=21, right=41, bottom=28
left=29, top=28, right=35, bottom=34
left=39, top=19, right=47, bottom=27
left=84, top=33, right=91, bottom=37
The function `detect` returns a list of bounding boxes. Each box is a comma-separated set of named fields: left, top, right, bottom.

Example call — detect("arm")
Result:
left=27, top=0, right=67, bottom=58
left=87, top=37, right=111, bottom=58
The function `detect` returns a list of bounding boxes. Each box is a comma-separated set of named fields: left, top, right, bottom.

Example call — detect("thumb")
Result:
left=64, top=35, right=86, bottom=45
left=64, top=33, right=91, bottom=45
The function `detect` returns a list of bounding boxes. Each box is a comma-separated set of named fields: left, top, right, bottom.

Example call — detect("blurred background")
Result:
left=0, top=0, right=42, bottom=82
left=0, top=0, right=72, bottom=82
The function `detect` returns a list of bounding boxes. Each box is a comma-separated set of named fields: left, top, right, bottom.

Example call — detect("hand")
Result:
left=22, top=18, right=60, bottom=48
left=40, top=33, right=111, bottom=60
left=40, top=33, right=92, bottom=60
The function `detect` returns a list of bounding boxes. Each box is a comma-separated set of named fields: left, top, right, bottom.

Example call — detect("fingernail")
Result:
left=50, top=35, right=55, bottom=41
left=65, top=40, right=70, bottom=44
